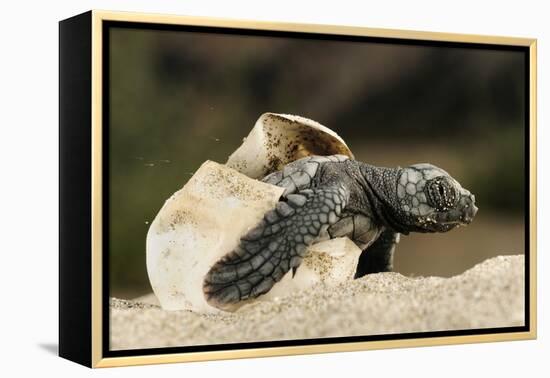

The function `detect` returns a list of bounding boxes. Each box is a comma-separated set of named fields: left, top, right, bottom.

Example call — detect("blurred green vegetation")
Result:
left=108, top=27, right=526, bottom=297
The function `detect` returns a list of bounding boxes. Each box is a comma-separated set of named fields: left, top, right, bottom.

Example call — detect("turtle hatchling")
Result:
left=203, top=154, right=478, bottom=308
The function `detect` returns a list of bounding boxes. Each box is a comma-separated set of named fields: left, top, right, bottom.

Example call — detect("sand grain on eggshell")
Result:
left=110, top=255, right=524, bottom=350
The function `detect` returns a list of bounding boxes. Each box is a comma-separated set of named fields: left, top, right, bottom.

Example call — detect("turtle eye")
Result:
left=425, top=177, right=457, bottom=211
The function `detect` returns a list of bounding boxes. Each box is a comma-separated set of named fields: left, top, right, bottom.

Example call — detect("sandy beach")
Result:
left=110, top=255, right=524, bottom=350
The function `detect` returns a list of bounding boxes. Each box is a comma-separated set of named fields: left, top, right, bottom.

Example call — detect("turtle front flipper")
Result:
left=354, top=230, right=399, bottom=278
left=203, top=184, right=349, bottom=309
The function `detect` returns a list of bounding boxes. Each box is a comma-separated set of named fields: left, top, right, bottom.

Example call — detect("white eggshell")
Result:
left=146, top=161, right=361, bottom=313
left=146, top=161, right=283, bottom=313
left=226, top=112, right=354, bottom=179
left=262, top=238, right=361, bottom=301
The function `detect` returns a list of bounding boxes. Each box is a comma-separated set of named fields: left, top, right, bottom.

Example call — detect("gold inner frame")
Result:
left=90, top=9, right=537, bottom=368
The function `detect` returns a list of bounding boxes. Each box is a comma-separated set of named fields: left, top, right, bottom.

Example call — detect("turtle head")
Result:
left=395, top=163, right=478, bottom=233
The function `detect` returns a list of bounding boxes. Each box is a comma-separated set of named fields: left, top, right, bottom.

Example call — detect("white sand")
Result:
left=110, top=255, right=524, bottom=350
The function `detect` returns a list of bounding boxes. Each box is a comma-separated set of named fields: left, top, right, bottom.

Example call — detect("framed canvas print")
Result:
left=59, top=10, right=537, bottom=368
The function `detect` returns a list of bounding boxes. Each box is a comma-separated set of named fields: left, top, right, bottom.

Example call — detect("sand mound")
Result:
left=110, top=255, right=524, bottom=350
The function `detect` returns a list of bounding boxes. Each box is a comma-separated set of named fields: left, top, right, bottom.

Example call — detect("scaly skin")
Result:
left=203, top=155, right=478, bottom=309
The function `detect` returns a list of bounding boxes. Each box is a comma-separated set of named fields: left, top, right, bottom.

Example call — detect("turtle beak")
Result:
left=461, top=194, right=478, bottom=224
left=432, top=193, right=477, bottom=229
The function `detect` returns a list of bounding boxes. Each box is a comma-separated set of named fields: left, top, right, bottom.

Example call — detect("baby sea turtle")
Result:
left=203, top=154, right=478, bottom=308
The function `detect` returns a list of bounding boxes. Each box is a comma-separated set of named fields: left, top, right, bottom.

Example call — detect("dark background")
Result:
left=108, top=27, right=525, bottom=298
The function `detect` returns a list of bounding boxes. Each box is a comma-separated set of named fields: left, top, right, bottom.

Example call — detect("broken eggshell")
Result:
left=146, top=114, right=360, bottom=313
left=226, top=112, right=354, bottom=179
left=146, top=161, right=361, bottom=313
left=146, top=160, right=284, bottom=313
